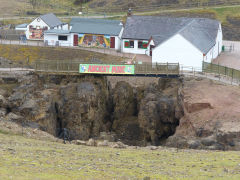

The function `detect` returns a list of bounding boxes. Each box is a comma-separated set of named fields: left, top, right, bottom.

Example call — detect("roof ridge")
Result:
left=177, top=19, right=195, bottom=34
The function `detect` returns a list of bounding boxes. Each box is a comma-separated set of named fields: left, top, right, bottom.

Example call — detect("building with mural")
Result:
left=70, top=18, right=123, bottom=50
left=26, top=13, right=68, bottom=40
left=44, top=18, right=123, bottom=50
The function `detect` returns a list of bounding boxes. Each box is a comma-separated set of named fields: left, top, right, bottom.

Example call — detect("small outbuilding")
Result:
left=44, top=29, right=71, bottom=46
left=122, top=16, right=222, bottom=68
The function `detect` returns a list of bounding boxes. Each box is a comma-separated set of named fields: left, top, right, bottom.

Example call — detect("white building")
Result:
left=121, top=16, right=222, bottom=69
left=26, top=13, right=68, bottom=40
left=44, top=18, right=123, bottom=50
left=44, top=30, right=71, bottom=46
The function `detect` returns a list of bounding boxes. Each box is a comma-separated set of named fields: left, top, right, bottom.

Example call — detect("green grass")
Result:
left=0, top=44, right=125, bottom=64
left=0, top=132, right=240, bottom=179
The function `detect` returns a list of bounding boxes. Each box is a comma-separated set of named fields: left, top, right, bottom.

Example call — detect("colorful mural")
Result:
left=29, top=26, right=48, bottom=40
left=78, top=34, right=110, bottom=48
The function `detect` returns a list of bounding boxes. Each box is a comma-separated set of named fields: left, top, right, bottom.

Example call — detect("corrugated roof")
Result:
left=70, top=18, right=122, bottom=36
left=16, top=23, right=28, bottom=28
left=123, top=16, right=220, bottom=54
left=40, top=13, right=64, bottom=28
left=44, top=29, right=70, bottom=35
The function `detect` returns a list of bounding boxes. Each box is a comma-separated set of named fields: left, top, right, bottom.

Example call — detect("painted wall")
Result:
left=122, top=39, right=148, bottom=54
left=78, top=34, right=111, bottom=48
left=44, top=33, right=72, bottom=46
left=152, top=34, right=204, bottom=69
left=26, top=17, right=49, bottom=40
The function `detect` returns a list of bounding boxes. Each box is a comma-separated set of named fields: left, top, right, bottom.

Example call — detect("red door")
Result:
left=150, top=45, right=155, bottom=56
left=74, top=34, right=78, bottom=46
left=110, top=37, right=115, bottom=48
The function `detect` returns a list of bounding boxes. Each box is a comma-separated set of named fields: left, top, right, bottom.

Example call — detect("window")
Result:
left=58, top=35, right=68, bottom=41
left=130, top=40, right=134, bottom=48
left=138, top=41, right=148, bottom=49
left=124, top=40, right=134, bottom=48
left=138, top=41, right=143, bottom=48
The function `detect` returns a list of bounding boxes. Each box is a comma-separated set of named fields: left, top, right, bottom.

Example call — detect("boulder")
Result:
left=97, top=140, right=109, bottom=147
left=111, top=141, right=127, bottom=149
left=86, top=138, right=96, bottom=146
left=6, top=112, right=23, bottom=121
left=72, top=140, right=87, bottom=146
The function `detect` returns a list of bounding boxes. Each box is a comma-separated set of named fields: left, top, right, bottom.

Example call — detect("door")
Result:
left=150, top=45, right=155, bottom=56
left=73, top=34, right=78, bottom=46
left=110, top=37, right=115, bottom=49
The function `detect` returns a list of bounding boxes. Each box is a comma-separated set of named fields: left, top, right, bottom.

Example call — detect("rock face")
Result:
left=56, top=78, right=110, bottom=140
left=138, top=78, right=183, bottom=145
left=0, top=73, right=184, bottom=146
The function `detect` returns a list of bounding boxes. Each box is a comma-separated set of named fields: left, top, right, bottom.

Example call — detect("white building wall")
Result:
left=115, top=36, right=121, bottom=50
left=152, top=34, right=204, bottom=69
left=26, top=18, right=49, bottom=40
left=122, top=39, right=148, bottom=54
left=212, top=24, right=223, bottom=59
left=44, top=34, right=72, bottom=47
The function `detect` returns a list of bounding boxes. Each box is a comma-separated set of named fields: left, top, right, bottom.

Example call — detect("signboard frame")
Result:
left=79, top=64, right=135, bottom=75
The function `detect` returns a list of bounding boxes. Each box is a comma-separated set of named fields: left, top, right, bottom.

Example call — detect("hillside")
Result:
left=2, top=0, right=240, bottom=16
left=2, top=1, right=240, bottom=40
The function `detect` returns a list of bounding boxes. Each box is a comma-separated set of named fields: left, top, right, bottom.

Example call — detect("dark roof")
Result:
left=40, top=13, right=64, bottom=28
left=70, top=18, right=123, bottom=36
left=123, top=16, right=220, bottom=54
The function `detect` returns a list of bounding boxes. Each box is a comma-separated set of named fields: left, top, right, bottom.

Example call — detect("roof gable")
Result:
left=40, top=13, right=63, bottom=28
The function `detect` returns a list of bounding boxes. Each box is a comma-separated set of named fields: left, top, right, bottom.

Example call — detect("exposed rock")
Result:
left=0, top=95, right=8, bottom=108
left=6, top=112, right=23, bottom=121
left=0, top=108, right=7, bottom=117
left=86, top=138, right=96, bottom=146
left=97, top=140, right=109, bottom=147
left=57, top=78, right=110, bottom=140
left=72, top=140, right=87, bottom=146
left=147, top=146, right=158, bottom=150
left=111, top=141, right=128, bottom=149
left=187, top=140, right=201, bottom=149
left=99, top=132, right=116, bottom=142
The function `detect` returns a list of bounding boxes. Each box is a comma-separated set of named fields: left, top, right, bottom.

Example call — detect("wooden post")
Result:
left=166, top=62, right=168, bottom=76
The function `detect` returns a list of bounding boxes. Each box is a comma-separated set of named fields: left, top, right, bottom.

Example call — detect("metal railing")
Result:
left=33, top=60, right=180, bottom=75
left=202, top=61, right=240, bottom=82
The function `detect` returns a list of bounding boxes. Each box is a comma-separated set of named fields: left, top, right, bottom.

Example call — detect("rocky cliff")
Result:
left=0, top=73, right=183, bottom=146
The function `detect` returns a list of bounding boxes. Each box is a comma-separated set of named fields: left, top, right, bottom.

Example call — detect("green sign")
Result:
left=79, top=64, right=135, bottom=74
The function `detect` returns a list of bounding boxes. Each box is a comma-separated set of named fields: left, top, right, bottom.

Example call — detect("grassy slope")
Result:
left=0, top=131, right=240, bottom=179
left=0, top=44, right=124, bottom=64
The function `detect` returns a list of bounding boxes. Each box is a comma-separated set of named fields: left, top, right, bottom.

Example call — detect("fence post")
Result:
left=166, top=62, right=168, bottom=76
left=231, top=69, right=234, bottom=85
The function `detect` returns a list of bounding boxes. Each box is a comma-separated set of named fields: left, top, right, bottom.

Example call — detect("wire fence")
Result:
left=202, top=61, right=240, bottom=81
